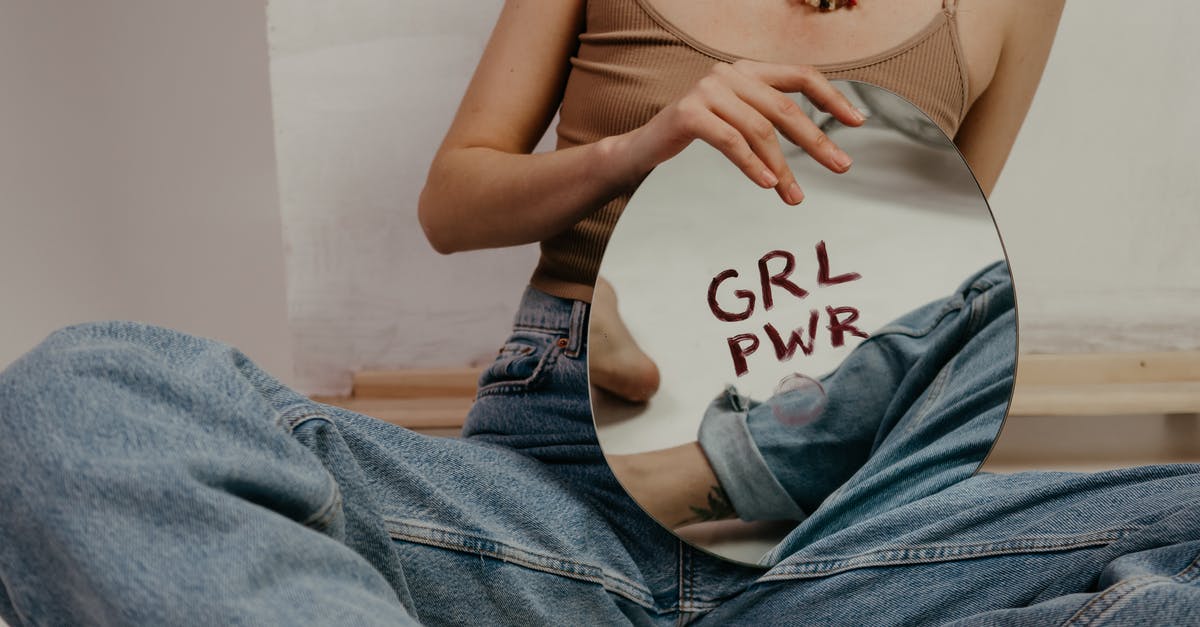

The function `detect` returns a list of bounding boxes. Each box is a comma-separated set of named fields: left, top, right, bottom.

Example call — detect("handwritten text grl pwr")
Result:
left=707, top=241, right=868, bottom=377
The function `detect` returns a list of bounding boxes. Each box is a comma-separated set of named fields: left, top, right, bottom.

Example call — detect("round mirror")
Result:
left=590, top=81, right=1015, bottom=564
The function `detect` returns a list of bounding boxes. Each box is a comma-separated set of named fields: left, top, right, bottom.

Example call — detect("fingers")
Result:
left=659, top=60, right=864, bottom=205
left=698, top=77, right=805, bottom=204
left=716, top=61, right=858, bottom=175
left=675, top=99, right=783, bottom=195
left=732, top=60, right=866, bottom=128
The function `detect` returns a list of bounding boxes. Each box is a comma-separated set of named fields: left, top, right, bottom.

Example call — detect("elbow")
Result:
left=417, top=185, right=459, bottom=255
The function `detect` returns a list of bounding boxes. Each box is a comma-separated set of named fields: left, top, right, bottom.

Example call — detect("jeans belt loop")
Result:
left=565, top=299, right=589, bottom=358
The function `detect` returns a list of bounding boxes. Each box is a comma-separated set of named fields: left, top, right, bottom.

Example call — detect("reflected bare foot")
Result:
left=590, top=277, right=661, bottom=402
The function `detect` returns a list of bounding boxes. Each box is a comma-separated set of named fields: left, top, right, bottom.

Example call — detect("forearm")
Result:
left=418, top=135, right=635, bottom=254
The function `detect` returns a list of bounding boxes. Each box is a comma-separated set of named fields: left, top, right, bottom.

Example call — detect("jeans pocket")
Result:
left=476, top=329, right=564, bottom=397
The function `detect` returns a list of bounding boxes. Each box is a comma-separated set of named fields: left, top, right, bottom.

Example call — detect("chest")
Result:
left=627, top=0, right=1004, bottom=107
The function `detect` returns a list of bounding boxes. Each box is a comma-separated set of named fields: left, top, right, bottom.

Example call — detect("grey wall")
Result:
left=0, top=1, right=294, bottom=381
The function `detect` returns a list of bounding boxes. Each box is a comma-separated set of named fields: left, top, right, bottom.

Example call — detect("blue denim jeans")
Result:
left=1, top=281, right=1198, bottom=625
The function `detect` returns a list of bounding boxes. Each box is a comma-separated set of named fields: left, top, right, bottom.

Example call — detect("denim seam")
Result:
left=276, top=406, right=330, bottom=431
left=674, top=544, right=722, bottom=613
left=511, top=323, right=569, bottom=334
left=856, top=292, right=967, bottom=344
left=273, top=409, right=346, bottom=531
left=301, top=485, right=344, bottom=531
left=1061, top=547, right=1200, bottom=626
left=903, top=359, right=954, bottom=438
left=565, top=299, right=588, bottom=358
left=676, top=542, right=686, bottom=623
left=758, top=529, right=1134, bottom=582
left=965, top=286, right=992, bottom=336
left=382, top=518, right=657, bottom=609
left=475, top=341, right=564, bottom=398
left=865, top=267, right=1002, bottom=340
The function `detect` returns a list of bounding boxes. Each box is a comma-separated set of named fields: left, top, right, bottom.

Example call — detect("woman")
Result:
left=419, top=0, right=1060, bottom=532
left=3, top=2, right=1198, bottom=624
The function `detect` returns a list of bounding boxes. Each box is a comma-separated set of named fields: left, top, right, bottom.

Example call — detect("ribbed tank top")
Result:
left=532, top=0, right=970, bottom=302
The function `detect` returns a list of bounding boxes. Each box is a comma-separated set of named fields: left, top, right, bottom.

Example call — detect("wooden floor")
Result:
left=314, top=351, right=1200, bottom=471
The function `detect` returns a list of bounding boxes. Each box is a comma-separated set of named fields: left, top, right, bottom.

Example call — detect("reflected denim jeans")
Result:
left=700, top=261, right=1018, bottom=529
left=1, top=279, right=1198, bottom=625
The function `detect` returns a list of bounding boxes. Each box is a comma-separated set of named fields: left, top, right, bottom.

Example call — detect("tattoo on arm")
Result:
left=683, top=485, right=736, bottom=524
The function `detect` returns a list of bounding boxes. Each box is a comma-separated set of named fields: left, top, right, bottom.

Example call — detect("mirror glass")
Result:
left=590, top=81, right=1014, bottom=564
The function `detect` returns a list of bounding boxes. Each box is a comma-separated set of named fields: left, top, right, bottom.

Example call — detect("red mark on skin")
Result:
left=727, top=333, right=760, bottom=377
left=708, top=269, right=756, bottom=322
left=816, top=241, right=862, bottom=287
left=758, top=250, right=808, bottom=311
left=826, top=306, right=870, bottom=347
left=763, top=310, right=820, bottom=361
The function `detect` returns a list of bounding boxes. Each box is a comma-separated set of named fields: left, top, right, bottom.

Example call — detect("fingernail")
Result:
left=761, top=169, right=779, bottom=187
left=852, top=107, right=867, bottom=123
left=833, top=150, right=852, bottom=171
left=788, top=182, right=804, bottom=204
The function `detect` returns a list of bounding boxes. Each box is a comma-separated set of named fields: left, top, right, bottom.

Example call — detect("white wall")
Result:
left=0, top=1, right=293, bottom=381
left=990, top=3, right=1200, bottom=354
left=268, top=0, right=539, bottom=396
left=269, top=0, right=1200, bottom=396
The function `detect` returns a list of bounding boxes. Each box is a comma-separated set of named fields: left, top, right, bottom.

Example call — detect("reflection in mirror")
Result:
left=590, top=81, right=1015, bottom=565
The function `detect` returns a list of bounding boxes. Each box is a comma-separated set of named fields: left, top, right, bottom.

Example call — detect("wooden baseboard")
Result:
left=1012, top=352, right=1200, bottom=416
left=312, top=352, right=1200, bottom=434
left=351, top=368, right=481, bottom=399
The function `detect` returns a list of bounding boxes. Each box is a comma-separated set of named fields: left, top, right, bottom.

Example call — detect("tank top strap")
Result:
left=942, top=0, right=958, bottom=17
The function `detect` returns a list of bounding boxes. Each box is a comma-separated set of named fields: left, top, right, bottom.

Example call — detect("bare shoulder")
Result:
left=953, top=0, right=1066, bottom=196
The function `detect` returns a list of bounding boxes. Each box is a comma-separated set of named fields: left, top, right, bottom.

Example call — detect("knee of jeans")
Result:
left=0, top=323, right=208, bottom=456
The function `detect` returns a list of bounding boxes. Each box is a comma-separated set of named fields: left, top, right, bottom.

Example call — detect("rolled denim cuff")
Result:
left=697, top=386, right=807, bottom=522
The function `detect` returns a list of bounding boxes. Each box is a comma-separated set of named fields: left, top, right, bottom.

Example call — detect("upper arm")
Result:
left=953, top=0, right=1065, bottom=197
left=435, top=0, right=586, bottom=157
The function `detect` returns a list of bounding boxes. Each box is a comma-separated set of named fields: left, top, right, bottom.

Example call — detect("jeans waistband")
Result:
left=514, top=285, right=590, bottom=356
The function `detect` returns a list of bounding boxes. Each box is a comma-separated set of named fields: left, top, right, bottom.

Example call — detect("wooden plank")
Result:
left=335, top=352, right=1200, bottom=422
left=352, top=368, right=481, bottom=399
left=1008, top=381, right=1200, bottom=417
left=1016, top=351, right=1200, bottom=386
left=1010, top=351, right=1200, bottom=416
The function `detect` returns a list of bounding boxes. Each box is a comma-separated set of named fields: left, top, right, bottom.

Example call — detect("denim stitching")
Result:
left=1062, top=548, right=1200, bottom=626
left=965, top=285, right=992, bottom=337
left=565, top=299, right=588, bottom=358
left=511, top=323, right=569, bottom=334
left=681, top=545, right=700, bottom=612
left=676, top=540, right=720, bottom=610
left=758, top=529, right=1134, bottom=582
left=383, top=518, right=657, bottom=609
left=300, top=485, right=343, bottom=531
left=676, top=543, right=686, bottom=625
left=475, top=339, right=564, bottom=397
left=855, top=290, right=968, bottom=344
left=280, top=412, right=329, bottom=431
left=273, top=409, right=346, bottom=531
left=903, top=358, right=954, bottom=438
left=867, top=267, right=1002, bottom=340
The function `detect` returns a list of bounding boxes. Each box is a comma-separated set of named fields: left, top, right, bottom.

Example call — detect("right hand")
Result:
left=613, top=60, right=866, bottom=205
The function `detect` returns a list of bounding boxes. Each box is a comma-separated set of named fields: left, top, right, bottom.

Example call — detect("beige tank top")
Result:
left=532, top=0, right=970, bottom=302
